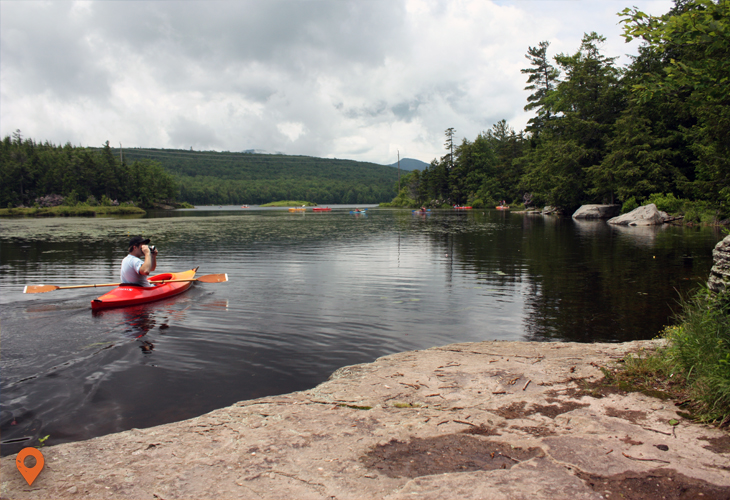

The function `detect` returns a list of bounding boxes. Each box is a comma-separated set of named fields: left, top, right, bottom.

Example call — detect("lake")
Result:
left=0, top=206, right=723, bottom=455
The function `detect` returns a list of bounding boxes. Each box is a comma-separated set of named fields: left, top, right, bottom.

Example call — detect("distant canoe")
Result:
left=454, top=206, right=472, bottom=210
left=496, top=206, right=510, bottom=210
left=288, top=207, right=306, bottom=212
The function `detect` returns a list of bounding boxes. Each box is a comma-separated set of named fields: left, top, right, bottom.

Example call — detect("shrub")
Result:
left=63, top=190, right=79, bottom=206
left=662, top=289, right=730, bottom=424
left=621, top=196, right=639, bottom=214
left=646, top=193, right=682, bottom=213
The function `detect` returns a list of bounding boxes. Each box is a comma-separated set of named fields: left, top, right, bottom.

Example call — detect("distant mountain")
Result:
left=389, top=158, right=429, bottom=171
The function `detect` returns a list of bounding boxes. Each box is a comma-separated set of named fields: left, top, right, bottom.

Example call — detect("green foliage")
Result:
left=661, top=290, right=730, bottom=424
left=621, top=196, right=639, bottom=214
left=0, top=136, right=178, bottom=208
left=522, top=40, right=561, bottom=134
left=620, top=0, right=730, bottom=211
left=646, top=192, right=683, bottom=213
left=0, top=205, right=145, bottom=217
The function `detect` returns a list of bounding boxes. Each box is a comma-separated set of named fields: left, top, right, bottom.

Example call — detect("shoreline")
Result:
left=2, top=340, right=729, bottom=499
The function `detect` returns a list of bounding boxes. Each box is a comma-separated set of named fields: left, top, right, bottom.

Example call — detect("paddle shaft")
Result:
left=24, top=274, right=227, bottom=293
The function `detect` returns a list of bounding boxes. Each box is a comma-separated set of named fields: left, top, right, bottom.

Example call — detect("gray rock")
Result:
left=708, top=234, right=730, bottom=293
left=3, top=340, right=729, bottom=500
left=607, top=204, right=669, bottom=226
left=572, top=204, right=621, bottom=219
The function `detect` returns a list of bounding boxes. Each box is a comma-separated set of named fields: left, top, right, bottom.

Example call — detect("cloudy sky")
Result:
left=1, top=0, right=673, bottom=165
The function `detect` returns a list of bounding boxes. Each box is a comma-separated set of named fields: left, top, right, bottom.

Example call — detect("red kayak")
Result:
left=91, top=268, right=198, bottom=310
left=312, top=207, right=332, bottom=211
left=454, top=206, right=472, bottom=210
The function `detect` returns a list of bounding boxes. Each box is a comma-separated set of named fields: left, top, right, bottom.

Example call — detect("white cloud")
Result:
left=0, top=0, right=673, bottom=164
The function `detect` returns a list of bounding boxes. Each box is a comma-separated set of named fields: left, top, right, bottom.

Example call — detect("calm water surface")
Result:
left=0, top=206, right=723, bottom=455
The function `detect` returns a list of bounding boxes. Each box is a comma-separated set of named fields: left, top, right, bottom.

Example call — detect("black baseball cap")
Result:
left=128, top=236, right=150, bottom=251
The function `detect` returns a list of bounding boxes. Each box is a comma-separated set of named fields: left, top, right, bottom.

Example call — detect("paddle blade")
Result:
left=196, top=273, right=228, bottom=283
left=24, top=285, right=60, bottom=294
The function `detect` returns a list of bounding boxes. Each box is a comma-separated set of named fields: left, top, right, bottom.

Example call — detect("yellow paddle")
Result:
left=23, top=274, right=229, bottom=294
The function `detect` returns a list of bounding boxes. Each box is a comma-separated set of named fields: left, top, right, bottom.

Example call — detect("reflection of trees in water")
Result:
left=424, top=214, right=719, bottom=343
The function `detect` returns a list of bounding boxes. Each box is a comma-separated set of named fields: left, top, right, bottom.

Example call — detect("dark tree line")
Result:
left=0, top=134, right=176, bottom=208
left=393, top=0, right=729, bottom=217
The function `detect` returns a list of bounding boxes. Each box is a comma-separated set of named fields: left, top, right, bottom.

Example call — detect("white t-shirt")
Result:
left=120, top=254, right=152, bottom=286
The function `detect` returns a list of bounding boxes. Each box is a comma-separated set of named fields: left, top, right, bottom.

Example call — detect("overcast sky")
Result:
left=1, top=0, right=673, bottom=165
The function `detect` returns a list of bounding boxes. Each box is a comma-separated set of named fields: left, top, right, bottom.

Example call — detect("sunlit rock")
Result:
left=607, top=204, right=669, bottom=226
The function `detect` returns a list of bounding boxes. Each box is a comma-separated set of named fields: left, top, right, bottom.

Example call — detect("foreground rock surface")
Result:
left=3, top=341, right=730, bottom=500
left=607, top=204, right=670, bottom=226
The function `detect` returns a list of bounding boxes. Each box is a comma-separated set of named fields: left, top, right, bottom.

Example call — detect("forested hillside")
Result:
left=113, top=148, right=398, bottom=205
left=0, top=137, right=176, bottom=208
left=393, top=0, right=729, bottom=222
left=0, top=139, right=399, bottom=208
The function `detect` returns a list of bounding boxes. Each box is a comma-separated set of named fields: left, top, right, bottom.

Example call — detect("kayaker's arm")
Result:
left=139, top=245, right=158, bottom=276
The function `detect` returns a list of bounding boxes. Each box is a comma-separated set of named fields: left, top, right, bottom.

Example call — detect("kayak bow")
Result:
left=91, top=268, right=198, bottom=310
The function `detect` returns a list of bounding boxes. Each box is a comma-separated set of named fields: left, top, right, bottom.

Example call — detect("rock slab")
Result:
left=2, top=341, right=729, bottom=499
left=572, top=204, right=621, bottom=219
left=607, top=204, right=669, bottom=226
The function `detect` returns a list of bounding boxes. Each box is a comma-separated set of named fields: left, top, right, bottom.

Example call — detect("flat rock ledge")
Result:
left=3, top=340, right=730, bottom=500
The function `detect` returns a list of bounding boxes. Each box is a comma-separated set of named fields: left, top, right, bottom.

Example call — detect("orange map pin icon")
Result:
left=16, top=447, right=44, bottom=486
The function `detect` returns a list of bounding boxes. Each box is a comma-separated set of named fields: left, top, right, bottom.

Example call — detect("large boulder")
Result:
left=572, top=204, right=621, bottom=219
left=607, top=204, right=669, bottom=226
left=708, top=235, right=730, bottom=293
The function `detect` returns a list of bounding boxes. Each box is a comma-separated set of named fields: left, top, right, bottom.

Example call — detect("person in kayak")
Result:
left=120, top=236, right=158, bottom=287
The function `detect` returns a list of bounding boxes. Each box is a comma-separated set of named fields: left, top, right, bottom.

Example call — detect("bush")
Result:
left=621, top=196, right=639, bottom=214
left=646, top=193, right=682, bottom=213
left=63, top=190, right=79, bottom=206
left=86, top=195, right=98, bottom=206
left=662, top=290, right=730, bottom=424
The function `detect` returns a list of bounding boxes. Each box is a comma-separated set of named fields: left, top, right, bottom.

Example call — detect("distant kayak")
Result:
left=496, top=206, right=510, bottom=210
left=412, top=209, right=431, bottom=213
left=288, top=207, right=306, bottom=212
left=312, top=207, right=331, bottom=212
left=91, top=268, right=197, bottom=310
left=350, top=209, right=367, bottom=214
left=454, top=206, right=472, bottom=210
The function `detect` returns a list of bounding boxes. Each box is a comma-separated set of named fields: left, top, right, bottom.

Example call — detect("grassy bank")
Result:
left=0, top=206, right=146, bottom=217
left=609, top=289, right=730, bottom=427
left=260, top=200, right=317, bottom=207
